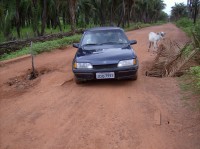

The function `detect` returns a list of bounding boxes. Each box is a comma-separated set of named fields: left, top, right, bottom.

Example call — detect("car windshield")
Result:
left=81, top=30, right=129, bottom=46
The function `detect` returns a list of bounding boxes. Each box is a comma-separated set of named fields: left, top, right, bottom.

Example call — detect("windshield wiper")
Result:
left=100, top=42, right=127, bottom=45
left=82, top=43, right=99, bottom=46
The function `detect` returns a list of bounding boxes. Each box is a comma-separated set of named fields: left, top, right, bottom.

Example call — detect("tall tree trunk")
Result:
left=130, top=0, right=136, bottom=22
left=193, top=0, right=199, bottom=24
left=110, top=0, right=114, bottom=26
left=127, top=0, right=132, bottom=27
left=99, top=1, right=106, bottom=26
left=118, top=0, right=125, bottom=27
left=56, top=16, right=62, bottom=31
left=32, top=0, right=40, bottom=36
left=69, top=0, right=77, bottom=32
left=41, top=0, right=47, bottom=36
left=63, top=12, right=66, bottom=26
left=55, top=1, right=62, bottom=31
left=16, top=0, right=21, bottom=38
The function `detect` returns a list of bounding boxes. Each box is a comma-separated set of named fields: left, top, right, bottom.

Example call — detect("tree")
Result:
left=32, top=0, right=40, bottom=36
left=188, top=0, right=200, bottom=24
left=40, top=0, right=47, bottom=36
left=0, top=0, right=167, bottom=42
left=15, top=0, right=21, bottom=38
left=68, top=0, right=77, bottom=32
left=133, top=0, right=166, bottom=23
left=171, top=3, right=188, bottom=21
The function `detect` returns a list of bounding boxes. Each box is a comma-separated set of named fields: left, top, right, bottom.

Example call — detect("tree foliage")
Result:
left=171, top=3, right=188, bottom=21
left=188, top=0, right=200, bottom=24
left=0, top=0, right=168, bottom=41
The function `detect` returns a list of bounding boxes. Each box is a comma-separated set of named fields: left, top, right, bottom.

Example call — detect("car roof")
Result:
left=85, top=27, right=124, bottom=32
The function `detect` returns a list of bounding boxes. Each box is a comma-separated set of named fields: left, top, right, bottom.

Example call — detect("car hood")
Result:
left=75, top=45, right=136, bottom=65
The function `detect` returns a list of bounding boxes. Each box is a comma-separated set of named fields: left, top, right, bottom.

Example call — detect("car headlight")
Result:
left=73, top=62, right=93, bottom=69
left=117, top=59, right=137, bottom=67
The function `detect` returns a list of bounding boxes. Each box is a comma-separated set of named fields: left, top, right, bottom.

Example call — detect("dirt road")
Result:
left=0, top=23, right=200, bottom=149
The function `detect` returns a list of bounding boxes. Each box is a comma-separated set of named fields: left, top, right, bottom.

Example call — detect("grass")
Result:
left=0, top=21, right=166, bottom=43
left=0, top=24, right=72, bottom=43
left=0, top=34, right=81, bottom=61
left=175, top=17, right=200, bottom=38
left=175, top=18, right=200, bottom=108
left=178, top=72, right=200, bottom=109
left=176, top=18, right=194, bottom=36
left=125, top=21, right=166, bottom=32
left=0, top=21, right=167, bottom=61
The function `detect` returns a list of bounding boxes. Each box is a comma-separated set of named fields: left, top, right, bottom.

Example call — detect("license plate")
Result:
left=96, top=72, right=115, bottom=79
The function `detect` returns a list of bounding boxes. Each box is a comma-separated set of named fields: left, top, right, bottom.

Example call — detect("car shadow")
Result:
left=77, top=79, right=136, bottom=87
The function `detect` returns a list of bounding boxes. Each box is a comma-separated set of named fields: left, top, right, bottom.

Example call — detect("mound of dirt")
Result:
left=6, top=67, right=53, bottom=90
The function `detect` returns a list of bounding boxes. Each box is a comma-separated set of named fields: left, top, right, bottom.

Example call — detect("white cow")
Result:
left=148, top=32, right=165, bottom=51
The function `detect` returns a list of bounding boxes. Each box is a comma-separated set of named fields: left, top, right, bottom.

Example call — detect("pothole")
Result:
left=6, top=67, right=53, bottom=90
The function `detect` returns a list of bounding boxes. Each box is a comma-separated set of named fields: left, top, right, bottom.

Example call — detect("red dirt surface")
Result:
left=0, top=23, right=200, bottom=149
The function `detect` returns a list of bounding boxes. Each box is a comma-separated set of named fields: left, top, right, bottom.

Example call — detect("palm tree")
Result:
left=41, top=0, right=47, bottom=36
left=69, top=0, right=77, bottom=32
left=15, top=0, right=21, bottom=38
left=133, top=0, right=165, bottom=23
left=0, top=0, right=168, bottom=41
left=171, top=3, right=188, bottom=21
left=188, top=0, right=200, bottom=24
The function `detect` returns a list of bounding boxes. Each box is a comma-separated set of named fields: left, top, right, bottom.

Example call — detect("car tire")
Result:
left=74, top=76, right=84, bottom=84
left=131, top=72, right=138, bottom=80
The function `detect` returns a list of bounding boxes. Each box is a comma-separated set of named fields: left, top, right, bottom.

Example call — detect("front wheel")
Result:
left=74, top=75, right=84, bottom=84
left=130, top=72, right=138, bottom=81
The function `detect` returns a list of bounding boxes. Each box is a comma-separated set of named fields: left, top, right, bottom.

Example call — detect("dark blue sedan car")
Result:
left=72, top=27, right=139, bottom=84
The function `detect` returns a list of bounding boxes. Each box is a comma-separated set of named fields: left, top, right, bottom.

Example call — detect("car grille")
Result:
left=93, top=64, right=117, bottom=69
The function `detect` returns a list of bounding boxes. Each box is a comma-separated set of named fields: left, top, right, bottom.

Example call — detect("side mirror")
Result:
left=73, top=43, right=80, bottom=48
left=129, top=40, right=137, bottom=45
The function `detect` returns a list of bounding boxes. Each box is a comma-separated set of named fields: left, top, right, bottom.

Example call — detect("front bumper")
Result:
left=73, top=65, right=138, bottom=81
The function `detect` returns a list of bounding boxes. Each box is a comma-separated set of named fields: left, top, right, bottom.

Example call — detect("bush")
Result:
left=176, top=18, right=200, bottom=103
left=189, top=66, right=200, bottom=90
left=176, top=17, right=193, bottom=28
left=192, top=20, right=200, bottom=49
left=0, top=34, right=81, bottom=61
left=176, top=18, right=194, bottom=36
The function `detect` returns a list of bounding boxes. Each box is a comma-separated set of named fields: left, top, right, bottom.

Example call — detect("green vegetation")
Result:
left=190, top=66, right=200, bottom=91
left=192, top=20, right=200, bottom=48
left=180, top=66, right=200, bottom=92
left=175, top=18, right=200, bottom=51
left=171, top=1, right=200, bottom=24
left=0, top=0, right=168, bottom=43
left=0, top=25, right=72, bottom=43
left=179, top=66, right=200, bottom=108
left=172, top=1, right=200, bottom=104
left=175, top=13, right=200, bottom=49
left=0, top=0, right=170, bottom=61
left=171, top=3, right=188, bottom=21
left=175, top=17, right=200, bottom=102
left=125, top=21, right=166, bottom=32
left=0, top=34, right=81, bottom=61
left=176, top=18, right=194, bottom=36
left=0, top=21, right=167, bottom=61
left=175, top=18, right=200, bottom=42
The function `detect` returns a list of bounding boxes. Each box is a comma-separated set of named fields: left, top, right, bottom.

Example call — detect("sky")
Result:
left=163, top=0, right=188, bottom=15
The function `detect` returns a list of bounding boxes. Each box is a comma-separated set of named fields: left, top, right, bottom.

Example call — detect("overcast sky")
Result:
left=163, top=0, right=188, bottom=15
